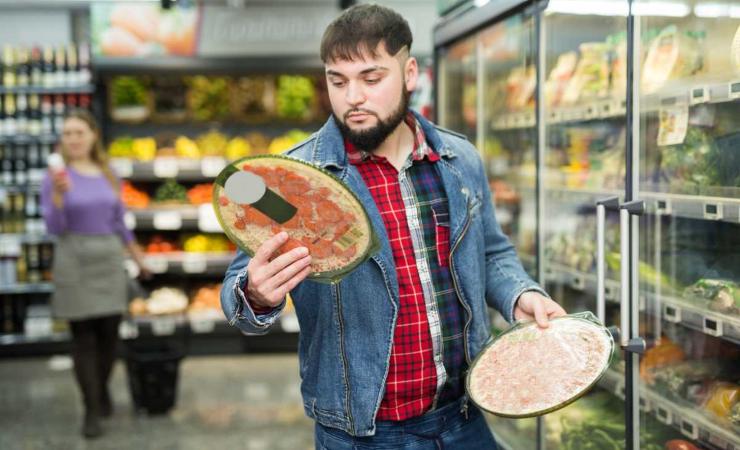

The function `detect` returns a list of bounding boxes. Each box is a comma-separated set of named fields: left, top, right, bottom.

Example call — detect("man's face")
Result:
left=325, top=44, right=418, bottom=152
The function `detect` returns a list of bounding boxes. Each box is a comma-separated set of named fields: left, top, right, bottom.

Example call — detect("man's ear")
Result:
left=404, top=56, right=419, bottom=92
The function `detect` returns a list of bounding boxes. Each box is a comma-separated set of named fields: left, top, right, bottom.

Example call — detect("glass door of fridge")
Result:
left=437, top=34, right=479, bottom=144
left=635, top=1, right=740, bottom=449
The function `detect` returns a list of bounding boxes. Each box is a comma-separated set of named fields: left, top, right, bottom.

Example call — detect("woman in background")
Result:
left=41, top=109, right=149, bottom=439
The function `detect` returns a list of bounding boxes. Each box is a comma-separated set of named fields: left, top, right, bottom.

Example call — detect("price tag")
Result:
left=201, top=157, right=226, bottom=177
left=124, top=211, right=137, bottom=230
left=110, top=158, right=133, bottom=178
left=656, top=406, right=672, bottom=425
left=198, top=204, right=222, bottom=232
left=604, top=285, right=616, bottom=301
left=153, top=158, right=179, bottom=178
left=639, top=396, right=651, bottom=412
left=655, top=199, right=672, bottom=215
left=680, top=419, right=699, bottom=440
left=182, top=254, right=207, bottom=273
left=703, top=317, right=723, bottom=337
left=190, top=318, right=216, bottom=334
left=730, top=81, right=740, bottom=100
left=146, top=256, right=169, bottom=274
left=571, top=275, right=585, bottom=291
left=153, top=211, right=182, bottom=230
left=703, top=203, right=723, bottom=220
left=152, top=316, right=177, bottom=336
left=689, top=86, right=709, bottom=105
left=600, top=101, right=612, bottom=117
left=118, top=320, right=139, bottom=339
left=281, top=313, right=300, bottom=333
left=663, top=304, right=682, bottom=323
left=658, top=102, right=689, bottom=147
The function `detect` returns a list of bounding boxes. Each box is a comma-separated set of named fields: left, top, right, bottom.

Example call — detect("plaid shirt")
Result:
left=346, top=113, right=467, bottom=422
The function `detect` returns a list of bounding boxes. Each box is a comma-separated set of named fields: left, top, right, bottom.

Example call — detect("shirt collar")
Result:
left=345, top=111, right=440, bottom=165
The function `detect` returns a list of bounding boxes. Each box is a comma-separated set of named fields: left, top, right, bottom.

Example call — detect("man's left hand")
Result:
left=514, top=291, right=567, bottom=329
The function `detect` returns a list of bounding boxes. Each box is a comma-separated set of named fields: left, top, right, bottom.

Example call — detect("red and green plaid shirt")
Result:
left=346, top=112, right=467, bottom=422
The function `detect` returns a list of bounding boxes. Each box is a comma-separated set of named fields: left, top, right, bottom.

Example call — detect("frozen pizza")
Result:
left=214, top=155, right=378, bottom=282
left=467, top=314, right=613, bottom=417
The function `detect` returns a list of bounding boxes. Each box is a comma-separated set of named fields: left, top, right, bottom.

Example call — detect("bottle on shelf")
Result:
left=54, top=45, right=66, bottom=88
left=0, top=237, right=20, bottom=286
left=78, top=42, right=91, bottom=86
left=66, top=44, right=78, bottom=87
left=13, top=192, right=25, bottom=233
left=0, top=95, right=5, bottom=138
left=53, top=94, right=64, bottom=134
left=16, top=93, right=28, bottom=135
left=39, top=242, right=53, bottom=281
left=26, top=142, right=42, bottom=183
left=3, top=94, right=17, bottom=137
left=40, top=95, right=52, bottom=135
left=15, top=48, right=30, bottom=88
left=16, top=242, right=28, bottom=283
left=27, top=94, right=41, bottom=136
left=13, top=145, right=27, bottom=185
left=79, top=93, right=91, bottom=109
left=26, top=242, right=41, bottom=283
left=2, top=45, right=16, bottom=88
left=42, top=46, right=55, bottom=89
left=1, top=158, right=12, bottom=186
left=29, top=46, right=42, bottom=87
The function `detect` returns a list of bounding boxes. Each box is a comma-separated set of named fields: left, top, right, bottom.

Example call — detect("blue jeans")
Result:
left=314, top=399, right=499, bottom=450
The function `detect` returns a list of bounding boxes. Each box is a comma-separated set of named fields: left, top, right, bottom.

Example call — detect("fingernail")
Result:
left=279, top=232, right=288, bottom=239
left=297, top=247, right=308, bottom=255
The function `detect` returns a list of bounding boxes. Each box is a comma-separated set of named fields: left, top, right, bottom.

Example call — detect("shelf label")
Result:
left=680, top=419, right=699, bottom=440
left=182, top=254, right=207, bottom=273
left=281, top=313, right=300, bottom=333
left=571, top=275, right=585, bottom=291
left=655, top=199, right=672, bottom=215
left=584, top=105, right=597, bottom=119
left=663, top=304, right=682, bottom=323
left=702, top=317, right=723, bottom=337
left=146, top=256, right=169, bottom=274
left=689, top=86, right=709, bottom=105
left=124, top=211, right=137, bottom=230
left=614, top=381, right=625, bottom=400
left=153, top=158, right=179, bottom=178
left=197, top=204, right=222, bottom=232
left=604, top=285, right=616, bottom=301
left=729, top=81, right=740, bottom=100
left=703, top=203, right=723, bottom=220
left=201, top=157, right=227, bottom=177
left=152, top=317, right=177, bottom=336
left=656, top=405, right=672, bottom=425
left=153, top=211, right=182, bottom=230
left=190, top=318, right=216, bottom=334
left=639, top=396, right=651, bottom=413
left=118, top=320, right=139, bottom=340
left=658, top=102, right=689, bottom=147
left=110, top=158, right=133, bottom=178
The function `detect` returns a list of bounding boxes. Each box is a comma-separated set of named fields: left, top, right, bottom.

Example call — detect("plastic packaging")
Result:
left=213, top=155, right=380, bottom=283
left=467, top=311, right=615, bottom=418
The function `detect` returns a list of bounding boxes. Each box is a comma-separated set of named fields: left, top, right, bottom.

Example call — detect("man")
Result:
left=221, top=4, right=566, bottom=448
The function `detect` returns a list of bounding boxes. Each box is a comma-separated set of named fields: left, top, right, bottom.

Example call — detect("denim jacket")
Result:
left=220, top=111, right=547, bottom=437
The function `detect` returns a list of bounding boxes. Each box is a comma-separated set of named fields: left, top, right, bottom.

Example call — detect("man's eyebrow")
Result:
left=326, top=66, right=390, bottom=77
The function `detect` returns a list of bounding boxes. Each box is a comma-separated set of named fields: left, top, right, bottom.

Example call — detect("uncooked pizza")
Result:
left=214, top=155, right=378, bottom=282
left=467, top=314, right=613, bottom=417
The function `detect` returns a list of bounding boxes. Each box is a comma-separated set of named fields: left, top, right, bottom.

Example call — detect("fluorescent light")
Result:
left=546, top=0, right=628, bottom=16
left=474, top=0, right=491, bottom=7
left=694, top=3, right=729, bottom=17
left=633, top=1, right=690, bottom=17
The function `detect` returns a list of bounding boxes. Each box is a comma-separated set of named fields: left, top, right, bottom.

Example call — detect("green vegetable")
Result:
left=186, top=76, right=231, bottom=121
left=154, top=179, right=187, bottom=203
left=111, top=76, right=149, bottom=108
left=276, top=75, right=315, bottom=120
left=606, top=252, right=682, bottom=291
left=684, top=279, right=739, bottom=313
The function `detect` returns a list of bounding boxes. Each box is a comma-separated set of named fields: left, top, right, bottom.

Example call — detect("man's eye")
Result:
left=331, top=81, right=346, bottom=88
left=365, top=79, right=380, bottom=84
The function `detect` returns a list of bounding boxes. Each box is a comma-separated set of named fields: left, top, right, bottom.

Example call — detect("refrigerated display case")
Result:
left=434, top=1, right=739, bottom=449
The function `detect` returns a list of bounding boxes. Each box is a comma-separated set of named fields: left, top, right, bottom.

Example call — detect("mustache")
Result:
left=344, top=109, right=377, bottom=120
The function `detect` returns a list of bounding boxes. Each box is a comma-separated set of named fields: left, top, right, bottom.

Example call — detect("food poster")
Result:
left=91, top=2, right=201, bottom=57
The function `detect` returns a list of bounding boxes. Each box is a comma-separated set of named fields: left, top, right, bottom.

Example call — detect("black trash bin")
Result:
left=124, top=342, right=184, bottom=415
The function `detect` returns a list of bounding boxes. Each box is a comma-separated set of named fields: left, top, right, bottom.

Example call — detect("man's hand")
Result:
left=246, top=232, right=312, bottom=309
left=514, top=291, right=567, bottom=329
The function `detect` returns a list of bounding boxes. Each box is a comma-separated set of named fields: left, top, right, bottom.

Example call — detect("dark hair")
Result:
left=320, top=4, right=413, bottom=63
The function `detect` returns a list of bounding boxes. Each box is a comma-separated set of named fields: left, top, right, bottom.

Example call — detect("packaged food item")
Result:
left=639, top=337, right=686, bottom=383
left=214, top=155, right=380, bottom=283
left=733, top=24, right=740, bottom=72
left=467, top=311, right=614, bottom=417
left=703, top=382, right=740, bottom=422
left=561, top=42, right=610, bottom=105
left=685, top=278, right=739, bottom=316
left=642, top=25, right=703, bottom=95
left=505, top=65, right=536, bottom=111
left=544, top=51, right=578, bottom=107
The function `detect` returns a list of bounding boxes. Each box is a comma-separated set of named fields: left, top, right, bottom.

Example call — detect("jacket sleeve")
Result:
left=475, top=148, right=549, bottom=323
left=220, top=249, right=286, bottom=335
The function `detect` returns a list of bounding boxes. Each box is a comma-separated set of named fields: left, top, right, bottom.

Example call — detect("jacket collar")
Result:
left=310, top=109, right=455, bottom=170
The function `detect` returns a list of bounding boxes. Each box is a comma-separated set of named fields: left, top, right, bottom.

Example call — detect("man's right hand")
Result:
left=246, top=232, right=312, bottom=309
left=51, top=170, right=71, bottom=195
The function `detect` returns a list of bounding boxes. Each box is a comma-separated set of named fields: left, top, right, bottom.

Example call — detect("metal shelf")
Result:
left=0, top=283, right=54, bottom=295
left=94, top=56, right=324, bottom=75
left=641, top=191, right=740, bottom=224
left=0, top=84, right=95, bottom=95
left=0, top=332, right=69, bottom=346
left=122, top=311, right=299, bottom=338
left=600, top=369, right=740, bottom=449
left=111, top=157, right=226, bottom=182
left=127, top=207, right=202, bottom=231
left=0, top=134, right=59, bottom=145
left=141, top=252, right=234, bottom=276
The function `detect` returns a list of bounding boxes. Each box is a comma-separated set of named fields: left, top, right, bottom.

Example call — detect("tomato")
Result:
left=665, top=440, right=700, bottom=450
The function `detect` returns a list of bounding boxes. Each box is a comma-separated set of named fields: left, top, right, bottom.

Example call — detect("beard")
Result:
left=334, top=85, right=411, bottom=153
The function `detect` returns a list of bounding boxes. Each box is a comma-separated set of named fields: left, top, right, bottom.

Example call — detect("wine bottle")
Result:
left=54, top=45, right=66, bottom=88
left=28, top=94, right=41, bottom=136
left=15, top=48, right=30, bottom=87
left=2, top=45, right=16, bottom=88
left=16, top=93, right=28, bottom=135
left=42, top=46, right=55, bottom=88
left=66, top=44, right=78, bottom=86
left=4, top=94, right=17, bottom=137
left=78, top=42, right=91, bottom=85
left=53, top=94, right=64, bottom=134
left=40, top=95, right=52, bottom=135
left=30, top=46, right=43, bottom=87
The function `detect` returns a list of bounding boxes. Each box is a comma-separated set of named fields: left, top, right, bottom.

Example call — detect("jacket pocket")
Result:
left=432, top=204, right=451, bottom=268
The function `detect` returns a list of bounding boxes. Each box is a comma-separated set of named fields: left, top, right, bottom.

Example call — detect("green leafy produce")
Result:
left=186, top=76, right=231, bottom=121
left=154, top=179, right=187, bottom=203
left=276, top=75, right=315, bottom=120
left=606, top=252, right=682, bottom=291
left=111, top=76, right=149, bottom=108
left=108, top=136, right=134, bottom=158
left=684, top=279, right=739, bottom=315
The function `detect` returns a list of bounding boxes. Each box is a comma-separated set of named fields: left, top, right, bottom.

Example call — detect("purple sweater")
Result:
left=41, top=168, right=134, bottom=244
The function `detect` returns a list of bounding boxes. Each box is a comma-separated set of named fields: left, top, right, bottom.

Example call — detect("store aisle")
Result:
left=0, top=354, right=314, bottom=450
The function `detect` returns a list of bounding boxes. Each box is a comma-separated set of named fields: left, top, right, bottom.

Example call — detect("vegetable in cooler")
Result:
left=684, top=279, right=739, bottom=316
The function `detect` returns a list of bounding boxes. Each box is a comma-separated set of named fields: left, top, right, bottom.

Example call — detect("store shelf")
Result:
left=0, top=84, right=95, bottom=95
left=600, top=369, right=740, bottom=449
left=544, top=262, right=740, bottom=345
left=0, top=233, right=55, bottom=244
left=0, top=134, right=58, bottom=145
left=640, top=191, right=740, bottom=224
left=492, top=98, right=627, bottom=131
left=94, top=55, right=324, bottom=74
left=126, top=206, right=222, bottom=232
left=142, top=252, right=234, bottom=276
left=111, top=157, right=227, bottom=181
left=122, top=311, right=299, bottom=338
left=0, top=283, right=54, bottom=295
left=0, top=331, right=69, bottom=346
left=643, top=78, right=740, bottom=112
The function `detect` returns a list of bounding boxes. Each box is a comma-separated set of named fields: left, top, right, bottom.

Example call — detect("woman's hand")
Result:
left=51, top=170, right=71, bottom=195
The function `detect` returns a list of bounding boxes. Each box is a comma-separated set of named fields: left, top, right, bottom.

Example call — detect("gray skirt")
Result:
left=52, top=234, right=128, bottom=321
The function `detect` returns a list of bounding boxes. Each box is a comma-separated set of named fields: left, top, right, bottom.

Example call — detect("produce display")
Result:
left=120, top=181, right=150, bottom=209
left=195, top=130, right=229, bottom=157
left=268, top=130, right=312, bottom=154
left=181, top=234, right=232, bottom=253
left=186, top=183, right=214, bottom=205
left=109, top=76, right=150, bottom=122
left=188, top=283, right=222, bottom=313
left=214, top=156, right=378, bottom=282
left=130, top=287, right=189, bottom=315
left=468, top=312, right=613, bottom=417
left=145, top=235, right=179, bottom=253
left=684, top=279, right=739, bottom=316
left=153, top=179, right=187, bottom=204
left=186, top=76, right=231, bottom=121
left=230, top=76, right=275, bottom=120
left=276, top=75, right=316, bottom=120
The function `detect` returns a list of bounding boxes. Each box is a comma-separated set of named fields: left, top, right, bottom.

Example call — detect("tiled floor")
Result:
left=0, top=354, right=315, bottom=450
